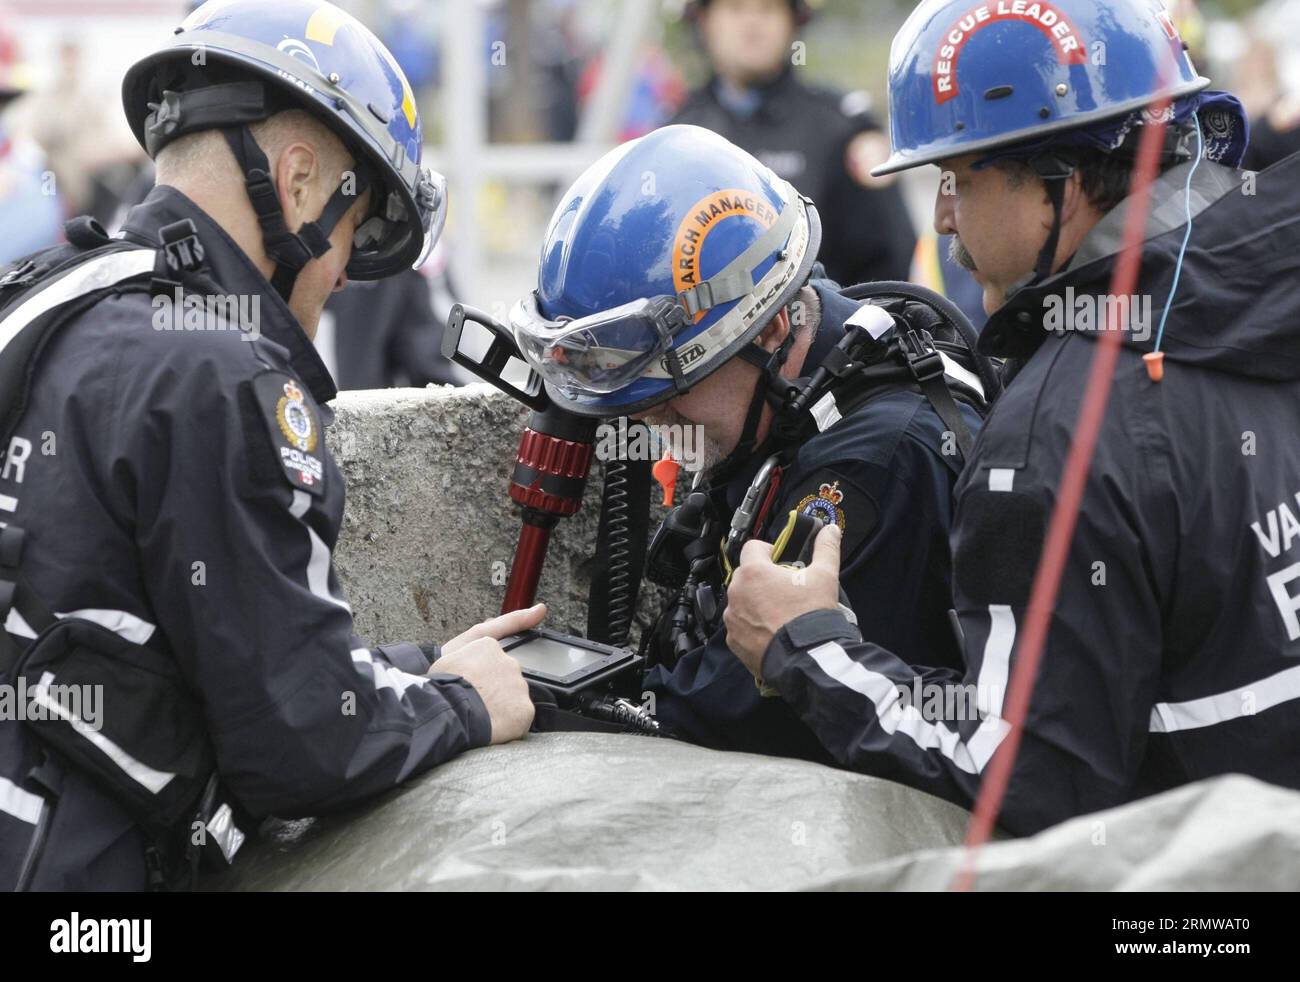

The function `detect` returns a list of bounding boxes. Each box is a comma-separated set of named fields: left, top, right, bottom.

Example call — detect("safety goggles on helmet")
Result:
left=512, top=192, right=811, bottom=399
left=353, top=166, right=448, bottom=272
left=510, top=294, right=692, bottom=396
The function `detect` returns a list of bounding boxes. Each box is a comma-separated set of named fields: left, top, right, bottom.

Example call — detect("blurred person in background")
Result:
left=9, top=36, right=141, bottom=221
left=1240, top=0, right=1300, bottom=171
left=318, top=254, right=474, bottom=390
left=671, top=0, right=917, bottom=288
left=0, top=19, right=61, bottom=265
left=578, top=43, right=687, bottom=142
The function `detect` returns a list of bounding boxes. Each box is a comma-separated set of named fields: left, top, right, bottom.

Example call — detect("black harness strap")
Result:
left=144, top=82, right=269, bottom=158
left=221, top=126, right=372, bottom=302
left=715, top=333, right=796, bottom=476
left=0, top=527, right=55, bottom=674
left=900, top=328, right=976, bottom=459
left=1029, top=152, right=1077, bottom=284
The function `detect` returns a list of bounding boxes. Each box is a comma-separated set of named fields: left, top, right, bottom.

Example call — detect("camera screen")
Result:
left=508, top=636, right=607, bottom=679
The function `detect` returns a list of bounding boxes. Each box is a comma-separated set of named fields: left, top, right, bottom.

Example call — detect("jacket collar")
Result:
left=119, top=184, right=338, bottom=404
left=706, top=66, right=800, bottom=123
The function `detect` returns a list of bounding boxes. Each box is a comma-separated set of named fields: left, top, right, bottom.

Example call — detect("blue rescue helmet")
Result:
left=511, top=125, right=821, bottom=418
left=122, top=0, right=447, bottom=297
left=873, top=0, right=1210, bottom=176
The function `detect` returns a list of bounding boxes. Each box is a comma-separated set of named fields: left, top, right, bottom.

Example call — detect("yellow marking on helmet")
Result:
left=672, top=189, right=780, bottom=323
left=382, top=49, right=418, bottom=128
left=305, top=3, right=417, bottom=129
left=305, top=5, right=350, bottom=45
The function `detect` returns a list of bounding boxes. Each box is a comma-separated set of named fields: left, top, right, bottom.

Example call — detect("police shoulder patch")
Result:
left=251, top=371, right=326, bottom=497
left=779, top=468, right=878, bottom=559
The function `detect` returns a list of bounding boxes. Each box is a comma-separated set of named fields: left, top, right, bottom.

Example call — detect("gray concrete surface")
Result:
left=326, top=383, right=664, bottom=646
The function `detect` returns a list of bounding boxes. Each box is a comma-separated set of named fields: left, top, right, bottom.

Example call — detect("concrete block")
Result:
left=325, top=384, right=660, bottom=647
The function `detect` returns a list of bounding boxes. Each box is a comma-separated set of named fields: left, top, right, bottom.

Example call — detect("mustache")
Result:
left=949, top=236, right=979, bottom=273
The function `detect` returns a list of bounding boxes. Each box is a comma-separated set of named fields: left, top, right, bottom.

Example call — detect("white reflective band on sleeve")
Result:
left=0, top=775, right=43, bottom=825
left=206, top=802, right=246, bottom=862
left=1150, top=664, right=1300, bottom=733
left=350, top=648, right=430, bottom=698
left=0, top=249, right=156, bottom=360
left=963, top=605, right=1015, bottom=769
left=291, top=490, right=352, bottom=613
left=0, top=495, right=16, bottom=513
left=939, top=352, right=985, bottom=401
left=31, top=672, right=175, bottom=794
left=805, top=604, right=1015, bottom=774
left=989, top=469, right=1015, bottom=492
left=4, top=608, right=36, bottom=640
left=55, top=609, right=156, bottom=646
left=810, top=392, right=842, bottom=433
left=844, top=303, right=895, bottom=340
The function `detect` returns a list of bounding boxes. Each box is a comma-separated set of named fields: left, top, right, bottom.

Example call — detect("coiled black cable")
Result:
left=587, top=421, right=651, bottom=648
left=604, top=457, right=634, bottom=646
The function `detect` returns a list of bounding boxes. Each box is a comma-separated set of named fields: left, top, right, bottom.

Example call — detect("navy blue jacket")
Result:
left=761, top=156, right=1300, bottom=835
left=0, top=187, right=490, bottom=890
left=646, top=284, right=981, bottom=761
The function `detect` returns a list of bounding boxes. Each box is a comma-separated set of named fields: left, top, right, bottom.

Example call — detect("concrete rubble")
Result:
left=327, top=383, right=660, bottom=645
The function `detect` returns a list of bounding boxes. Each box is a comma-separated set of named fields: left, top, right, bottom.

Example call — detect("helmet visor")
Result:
left=352, top=166, right=448, bottom=275
left=510, top=293, right=689, bottom=396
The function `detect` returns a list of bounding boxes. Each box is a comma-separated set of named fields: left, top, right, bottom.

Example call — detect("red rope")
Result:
left=952, top=89, right=1176, bottom=891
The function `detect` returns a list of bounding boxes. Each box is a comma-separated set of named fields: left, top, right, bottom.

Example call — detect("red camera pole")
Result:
left=501, top=407, right=599, bottom=614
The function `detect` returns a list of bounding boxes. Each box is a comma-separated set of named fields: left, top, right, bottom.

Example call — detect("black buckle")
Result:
left=902, top=329, right=944, bottom=384
left=0, top=525, right=20, bottom=618
left=294, top=221, right=332, bottom=259
left=159, top=220, right=206, bottom=275
left=0, top=259, right=38, bottom=290
left=0, top=525, right=25, bottom=570
left=651, top=296, right=692, bottom=393
left=146, top=91, right=183, bottom=143
left=821, top=346, right=856, bottom=379
left=242, top=168, right=292, bottom=233
left=649, top=294, right=689, bottom=336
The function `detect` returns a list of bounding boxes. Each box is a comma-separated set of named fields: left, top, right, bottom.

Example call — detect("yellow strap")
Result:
left=723, top=509, right=801, bottom=586
left=769, top=509, right=801, bottom=565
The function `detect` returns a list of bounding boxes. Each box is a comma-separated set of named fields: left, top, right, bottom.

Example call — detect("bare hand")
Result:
left=442, top=603, right=547, bottom=656
left=432, top=636, right=534, bottom=744
left=723, top=523, right=842, bottom=677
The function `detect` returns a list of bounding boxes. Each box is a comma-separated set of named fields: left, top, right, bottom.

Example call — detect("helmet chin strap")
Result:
left=708, top=331, right=796, bottom=480
left=1028, top=151, right=1077, bottom=284
left=221, top=125, right=372, bottom=303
